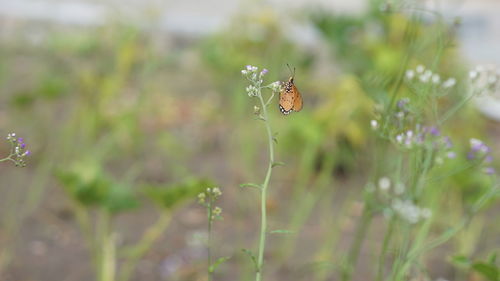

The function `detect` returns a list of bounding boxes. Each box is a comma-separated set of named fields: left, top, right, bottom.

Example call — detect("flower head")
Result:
left=3, top=133, right=30, bottom=167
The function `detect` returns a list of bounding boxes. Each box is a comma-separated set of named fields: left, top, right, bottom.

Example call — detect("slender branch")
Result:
left=255, top=86, right=275, bottom=281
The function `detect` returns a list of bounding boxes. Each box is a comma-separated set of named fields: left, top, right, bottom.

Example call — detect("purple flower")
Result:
left=443, top=137, right=453, bottom=148
left=260, top=68, right=268, bottom=75
left=397, top=98, right=409, bottom=109
left=447, top=151, right=457, bottom=159
left=17, top=138, right=24, bottom=143
left=429, top=127, right=440, bottom=136
left=467, top=151, right=476, bottom=160
left=484, top=167, right=495, bottom=175
left=470, top=138, right=489, bottom=153
left=485, top=155, right=493, bottom=163
left=25, top=150, right=31, bottom=156
left=20, top=143, right=26, bottom=149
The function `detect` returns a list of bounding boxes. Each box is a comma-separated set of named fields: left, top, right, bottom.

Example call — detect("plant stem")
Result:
left=119, top=212, right=172, bottom=281
left=208, top=198, right=214, bottom=281
left=341, top=205, right=372, bottom=281
left=255, top=89, right=275, bottom=281
left=376, top=218, right=395, bottom=281
left=96, top=209, right=115, bottom=281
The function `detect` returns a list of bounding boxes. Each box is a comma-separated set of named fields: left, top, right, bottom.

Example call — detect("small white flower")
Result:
left=212, top=187, right=222, bottom=196
left=378, top=177, right=391, bottom=191
left=370, top=119, right=379, bottom=129
left=396, top=134, right=404, bottom=143
left=469, top=70, right=478, bottom=80
left=405, top=69, right=415, bottom=80
left=432, top=74, right=440, bottom=84
left=416, top=65, right=425, bottom=73
left=419, top=74, right=430, bottom=83
left=442, top=78, right=456, bottom=88
left=270, top=81, right=282, bottom=92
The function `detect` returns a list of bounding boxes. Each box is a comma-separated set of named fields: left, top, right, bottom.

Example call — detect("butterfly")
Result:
left=279, top=65, right=303, bottom=115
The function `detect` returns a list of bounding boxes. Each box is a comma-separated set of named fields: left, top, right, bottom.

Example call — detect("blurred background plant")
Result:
left=0, top=0, right=499, bottom=280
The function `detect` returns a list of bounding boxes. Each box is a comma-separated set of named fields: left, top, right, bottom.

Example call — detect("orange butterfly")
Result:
left=279, top=65, right=303, bottom=115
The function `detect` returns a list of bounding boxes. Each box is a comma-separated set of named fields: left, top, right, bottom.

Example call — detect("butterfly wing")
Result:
left=279, top=79, right=296, bottom=115
left=292, top=84, right=303, bottom=112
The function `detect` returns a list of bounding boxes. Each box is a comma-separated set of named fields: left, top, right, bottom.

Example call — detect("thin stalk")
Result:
left=119, top=212, right=172, bottom=281
left=438, top=89, right=479, bottom=126
left=208, top=198, right=214, bottom=281
left=96, top=209, right=115, bottom=281
left=376, top=218, right=396, bottom=281
left=341, top=206, right=373, bottom=281
left=255, top=88, right=275, bottom=281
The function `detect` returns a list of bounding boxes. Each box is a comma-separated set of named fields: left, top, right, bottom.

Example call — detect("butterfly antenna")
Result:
left=286, top=63, right=295, bottom=78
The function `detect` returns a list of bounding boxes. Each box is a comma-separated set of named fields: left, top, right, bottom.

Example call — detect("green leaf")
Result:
left=472, top=262, right=499, bottom=281
left=487, top=252, right=498, bottom=264
left=272, top=161, right=285, bottom=168
left=208, top=256, right=231, bottom=273
left=239, top=183, right=262, bottom=189
left=272, top=137, right=278, bottom=144
left=450, top=255, right=472, bottom=268
left=104, top=183, right=140, bottom=214
left=270, top=229, right=295, bottom=235
left=241, top=249, right=258, bottom=272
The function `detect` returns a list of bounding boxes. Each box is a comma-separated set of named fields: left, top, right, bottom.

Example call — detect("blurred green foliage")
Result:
left=0, top=2, right=499, bottom=280
left=56, top=161, right=139, bottom=214
left=145, top=178, right=214, bottom=210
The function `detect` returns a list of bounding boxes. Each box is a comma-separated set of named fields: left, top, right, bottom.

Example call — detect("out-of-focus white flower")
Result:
left=378, top=177, right=391, bottom=191
left=405, top=69, right=415, bottom=80
left=442, top=78, right=456, bottom=88
left=391, top=199, right=432, bottom=224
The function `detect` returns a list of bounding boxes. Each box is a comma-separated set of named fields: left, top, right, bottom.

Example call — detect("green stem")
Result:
left=255, top=88, right=275, bottom=281
left=0, top=156, right=16, bottom=164
left=96, top=209, right=115, bottom=281
left=438, top=89, right=478, bottom=126
left=376, top=218, right=395, bottom=281
left=208, top=198, right=214, bottom=281
left=341, top=206, right=373, bottom=281
left=118, top=212, right=172, bottom=281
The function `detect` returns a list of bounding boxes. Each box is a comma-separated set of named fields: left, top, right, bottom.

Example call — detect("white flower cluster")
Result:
left=395, top=129, right=418, bottom=148
left=391, top=198, right=432, bottom=224
left=469, top=64, right=500, bottom=96
left=245, top=85, right=259, bottom=97
left=269, top=81, right=282, bottom=92
left=198, top=187, right=223, bottom=221
left=4, top=133, right=30, bottom=167
left=241, top=65, right=280, bottom=98
left=405, top=65, right=456, bottom=89
left=6, top=133, right=16, bottom=141
left=374, top=177, right=431, bottom=224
